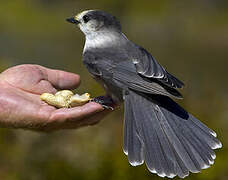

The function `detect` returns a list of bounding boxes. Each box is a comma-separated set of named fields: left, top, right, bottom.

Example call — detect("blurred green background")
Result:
left=0, top=0, right=228, bottom=179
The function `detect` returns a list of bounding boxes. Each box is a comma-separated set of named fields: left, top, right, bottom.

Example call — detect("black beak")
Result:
left=66, top=17, right=80, bottom=24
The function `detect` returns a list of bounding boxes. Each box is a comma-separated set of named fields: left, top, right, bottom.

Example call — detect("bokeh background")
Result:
left=0, top=0, right=228, bottom=179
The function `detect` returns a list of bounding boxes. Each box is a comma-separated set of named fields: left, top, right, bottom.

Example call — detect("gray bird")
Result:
left=66, top=10, right=222, bottom=178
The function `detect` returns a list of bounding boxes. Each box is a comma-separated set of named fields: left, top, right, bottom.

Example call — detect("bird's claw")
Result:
left=91, top=96, right=114, bottom=110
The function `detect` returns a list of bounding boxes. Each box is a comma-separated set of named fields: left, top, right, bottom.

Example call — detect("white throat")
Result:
left=83, top=31, right=128, bottom=52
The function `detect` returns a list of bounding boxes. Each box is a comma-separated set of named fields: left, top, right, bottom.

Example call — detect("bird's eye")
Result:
left=83, top=15, right=90, bottom=23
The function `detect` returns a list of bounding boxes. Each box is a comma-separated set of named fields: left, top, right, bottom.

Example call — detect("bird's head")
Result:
left=66, top=10, right=121, bottom=36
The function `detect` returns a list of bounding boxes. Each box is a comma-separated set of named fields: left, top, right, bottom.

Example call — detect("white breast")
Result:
left=84, top=32, right=129, bottom=52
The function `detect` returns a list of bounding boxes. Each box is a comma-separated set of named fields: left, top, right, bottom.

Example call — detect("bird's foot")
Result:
left=91, top=96, right=115, bottom=110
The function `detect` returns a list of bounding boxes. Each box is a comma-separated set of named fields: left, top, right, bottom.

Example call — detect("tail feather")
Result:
left=123, top=90, right=221, bottom=178
left=190, top=114, right=217, bottom=137
left=123, top=93, right=144, bottom=166
left=178, top=117, right=213, bottom=168
left=188, top=115, right=221, bottom=149
left=140, top=103, right=177, bottom=177
left=165, top=111, right=206, bottom=171
left=155, top=104, right=201, bottom=174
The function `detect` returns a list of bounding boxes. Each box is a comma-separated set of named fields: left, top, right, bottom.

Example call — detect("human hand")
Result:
left=0, top=64, right=107, bottom=132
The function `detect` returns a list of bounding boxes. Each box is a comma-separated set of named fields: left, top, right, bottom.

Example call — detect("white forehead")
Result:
left=75, top=10, right=95, bottom=20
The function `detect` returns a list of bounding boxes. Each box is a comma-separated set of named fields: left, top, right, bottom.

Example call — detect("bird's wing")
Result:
left=133, top=46, right=184, bottom=89
left=113, top=61, right=182, bottom=99
left=83, top=50, right=182, bottom=98
left=112, top=61, right=182, bottom=98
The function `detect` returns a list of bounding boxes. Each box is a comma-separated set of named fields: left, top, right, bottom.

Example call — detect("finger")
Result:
left=53, top=109, right=111, bottom=130
left=40, top=66, right=81, bottom=90
left=82, top=109, right=111, bottom=126
left=49, top=102, right=104, bottom=125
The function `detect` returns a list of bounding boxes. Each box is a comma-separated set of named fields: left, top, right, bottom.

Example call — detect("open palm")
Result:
left=0, top=64, right=106, bottom=131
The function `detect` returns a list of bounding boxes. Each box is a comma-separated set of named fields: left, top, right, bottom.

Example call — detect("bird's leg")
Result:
left=91, top=96, right=115, bottom=110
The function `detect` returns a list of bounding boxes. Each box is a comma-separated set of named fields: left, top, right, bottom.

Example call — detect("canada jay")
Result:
left=66, top=10, right=221, bottom=178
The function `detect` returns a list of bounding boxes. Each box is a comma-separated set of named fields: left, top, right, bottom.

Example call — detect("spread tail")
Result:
left=123, top=90, right=222, bottom=178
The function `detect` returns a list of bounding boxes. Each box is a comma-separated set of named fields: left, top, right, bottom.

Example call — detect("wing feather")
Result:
left=134, top=47, right=184, bottom=88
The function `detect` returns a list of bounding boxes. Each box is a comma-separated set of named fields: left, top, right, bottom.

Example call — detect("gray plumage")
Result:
left=67, top=10, right=222, bottom=178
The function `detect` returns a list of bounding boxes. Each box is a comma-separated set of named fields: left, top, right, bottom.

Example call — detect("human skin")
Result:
left=0, top=64, right=108, bottom=132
